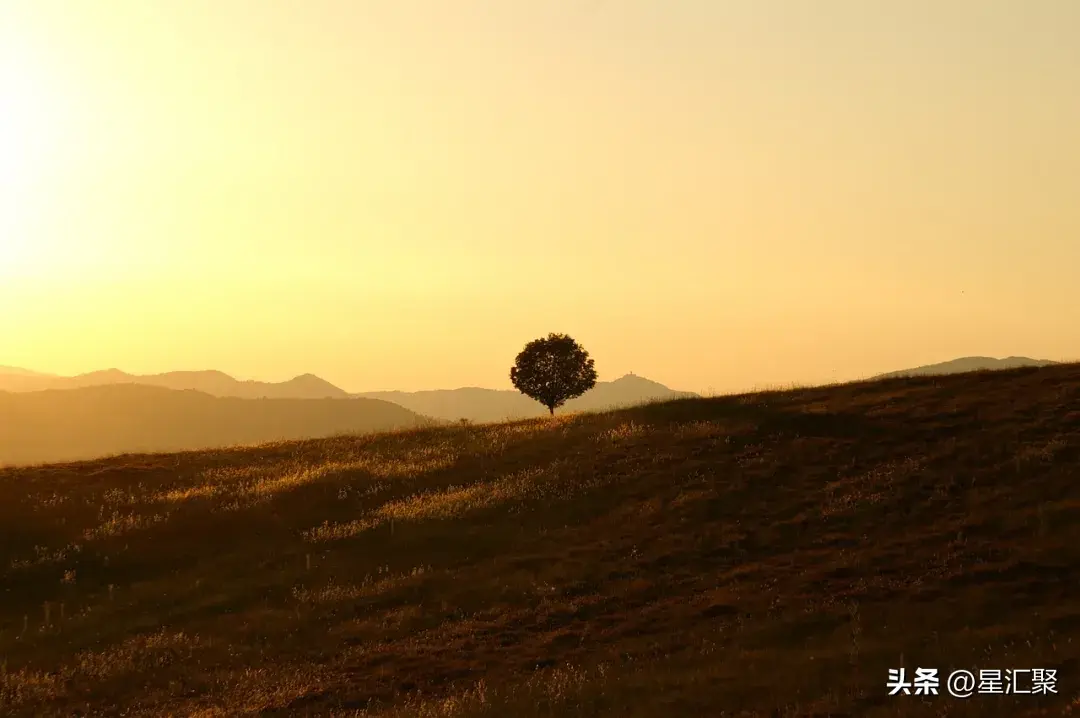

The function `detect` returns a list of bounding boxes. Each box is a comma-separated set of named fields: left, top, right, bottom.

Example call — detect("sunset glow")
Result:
left=1, top=1, right=1078, bottom=392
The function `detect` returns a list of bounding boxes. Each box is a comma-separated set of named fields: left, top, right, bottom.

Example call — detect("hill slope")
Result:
left=1, top=363, right=1078, bottom=716
left=0, top=385, right=427, bottom=466
left=0, top=367, right=351, bottom=399
left=872, top=355, right=1058, bottom=380
left=355, top=374, right=698, bottom=422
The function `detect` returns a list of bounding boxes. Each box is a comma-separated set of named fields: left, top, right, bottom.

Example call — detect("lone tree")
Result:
left=510, top=333, right=598, bottom=416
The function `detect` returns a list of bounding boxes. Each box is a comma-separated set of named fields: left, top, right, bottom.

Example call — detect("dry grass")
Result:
left=2, top=364, right=1080, bottom=716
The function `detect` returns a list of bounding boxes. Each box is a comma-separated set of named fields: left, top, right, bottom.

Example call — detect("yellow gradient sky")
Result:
left=2, top=1, right=1078, bottom=393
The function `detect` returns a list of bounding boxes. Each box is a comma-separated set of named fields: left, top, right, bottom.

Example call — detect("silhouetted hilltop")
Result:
left=0, top=384, right=426, bottom=466
left=280, top=373, right=348, bottom=398
left=0, top=367, right=350, bottom=399
left=66, top=369, right=134, bottom=388
left=872, top=356, right=1058, bottom=380
left=354, top=373, right=698, bottom=422
left=571, top=373, right=697, bottom=410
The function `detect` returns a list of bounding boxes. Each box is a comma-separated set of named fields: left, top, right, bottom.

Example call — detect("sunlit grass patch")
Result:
left=8, top=542, right=82, bottom=571
left=290, top=565, right=435, bottom=605
left=342, top=663, right=606, bottom=718
left=669, top=485, right=718, bottom=510
left=62, top=421, right=570, bottom=518
left=100, top=487, right=144, bottom=507
left=472, top=416, right=578, bottom=448
left=303, top=460, right=583, bottom=543
left=156, top=482, right=221, bottom=504
left=670, top=420, right=724, bottom=440
left=35, top=491, right=71, bottom=509
left=82, top=509, right=172, bottom=541
left=151, top=450, right=460, bottom=511
left=489, top=418, right=569, bottom=438
left=370, top=462, right=575, bottom=521
left=209, top=664, right=328, bottom=715
left=593, top=420, right=649, bottom=444
left=0, top=629, right=201, bottom=710
left=303, top=516, right=382, bottom=543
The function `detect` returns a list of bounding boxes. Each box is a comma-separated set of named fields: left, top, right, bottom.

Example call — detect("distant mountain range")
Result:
left=354, top=374, right=700, bottom=423
left=2, top=356, right=1058, bottom=462
left=0, top=367, right=698, bottom=422
left=871, top=356, right=1057, bottom=380
left=0, top=368, right=350, bottom=399
left=0, top=384, right=425, bottom=466
left=0, top=367, right=696, bottom=463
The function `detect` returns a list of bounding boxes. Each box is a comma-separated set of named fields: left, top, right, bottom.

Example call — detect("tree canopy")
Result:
left=510, top=333, right=598, bottom=416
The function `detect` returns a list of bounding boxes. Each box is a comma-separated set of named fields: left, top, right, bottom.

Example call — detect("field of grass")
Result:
left=2, top=364, right=1079, bottom=716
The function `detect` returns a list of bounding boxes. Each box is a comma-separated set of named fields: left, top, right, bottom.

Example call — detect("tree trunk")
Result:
left=548, top=406, right=555, bottom=416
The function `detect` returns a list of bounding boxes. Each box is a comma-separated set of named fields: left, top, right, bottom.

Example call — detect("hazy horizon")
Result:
left=0, top=355, right=1067, bottom=396
left=3, top=1, right=1078, bottom=395
left=0, top=362, right=690, bottom=394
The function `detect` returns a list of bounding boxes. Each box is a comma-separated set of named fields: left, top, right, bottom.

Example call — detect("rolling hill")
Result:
left=872, top=355, right=1058, bottom=380
left=0, top=384, right=427, bottom=466
left=355, top=373, right=699, bottom=422
left=0, top=362, right=1076, bottom=715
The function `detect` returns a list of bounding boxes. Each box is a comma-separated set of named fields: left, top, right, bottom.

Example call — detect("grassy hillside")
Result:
left=1, top=364, right=1079, bottom=716
left=0, top=385, right=427, bottom=466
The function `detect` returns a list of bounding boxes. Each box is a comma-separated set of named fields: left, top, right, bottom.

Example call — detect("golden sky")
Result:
left=2, top=0, right=1078, bottom=393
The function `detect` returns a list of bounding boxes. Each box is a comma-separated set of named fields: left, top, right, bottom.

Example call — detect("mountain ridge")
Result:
left=0, top=367, right=351, bottom=399
left=0, top=383, right=427, bottom=466
left=0, top=367, right=697, bottom=421
left=871, top=355, right=1057, bottom=380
